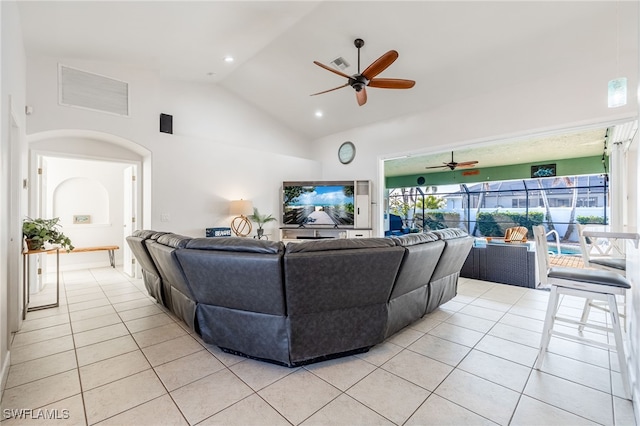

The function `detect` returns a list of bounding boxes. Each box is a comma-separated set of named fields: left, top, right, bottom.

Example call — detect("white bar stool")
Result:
left=532, top=226, right=631, bottom=400
left=577, top=223, right=627, bottom=331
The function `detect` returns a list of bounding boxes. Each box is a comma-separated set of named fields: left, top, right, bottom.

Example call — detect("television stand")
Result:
left=280, top=227, right=372, bottom=244
left=296, top=236, right=335, bottom=240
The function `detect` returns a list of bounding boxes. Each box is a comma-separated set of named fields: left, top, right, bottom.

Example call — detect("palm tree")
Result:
left=537, top=178, right=556, bottom=233
left=562, top=177, right=578, bottom=241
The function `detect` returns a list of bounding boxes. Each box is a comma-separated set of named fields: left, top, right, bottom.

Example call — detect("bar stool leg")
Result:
left=607, top=294, right=631, bottom=399
left=535, top=286, right=559, bottom=370
left=578, top=298, right=592, bottom=332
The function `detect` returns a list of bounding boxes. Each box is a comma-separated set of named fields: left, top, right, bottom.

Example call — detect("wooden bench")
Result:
left=49, top=245, right=119, bottom=268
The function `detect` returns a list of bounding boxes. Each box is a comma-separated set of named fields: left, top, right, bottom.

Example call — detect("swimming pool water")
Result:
left=548, top=245, right=581, bottom=255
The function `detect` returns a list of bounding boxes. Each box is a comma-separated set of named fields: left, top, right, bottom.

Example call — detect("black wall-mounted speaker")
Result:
left=417, top=176, right=426, bottom=185
left=160, top=113, right=173, bottom=134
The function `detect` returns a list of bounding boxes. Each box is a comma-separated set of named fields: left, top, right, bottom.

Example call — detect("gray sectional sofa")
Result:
left=126, top=228, right=473, bottom=366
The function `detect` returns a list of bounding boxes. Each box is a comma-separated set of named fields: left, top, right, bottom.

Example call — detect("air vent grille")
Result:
left=330, top=57, right=349, bottom=71
left=59, top=65, right=129, bottom=116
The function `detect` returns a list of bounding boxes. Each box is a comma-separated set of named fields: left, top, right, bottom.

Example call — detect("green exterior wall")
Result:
left=385, top=155, right=606, bottom=188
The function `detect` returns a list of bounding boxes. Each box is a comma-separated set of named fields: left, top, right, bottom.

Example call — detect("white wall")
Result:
left=0, top=0, right=27, bottom=399
left=41, top=156, right=129, bottom=270
left=25, top=55, right=320, bottom=238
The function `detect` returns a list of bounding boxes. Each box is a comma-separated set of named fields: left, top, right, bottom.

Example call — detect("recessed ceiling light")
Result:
left=315, top=111, right=323, bottom=118
left=223, top=56, right=234, bottom=63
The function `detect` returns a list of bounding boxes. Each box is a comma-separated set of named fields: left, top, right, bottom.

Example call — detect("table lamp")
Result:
left=230, top=199, right=253, bottom=237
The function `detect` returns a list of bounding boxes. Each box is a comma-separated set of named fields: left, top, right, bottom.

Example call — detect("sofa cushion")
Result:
left=126, top=232, right=166, bottom=304
left=186, top=237, right=283, bottom=254
left=284, top=244, right=404, bottom=315
left=284, top=240, right=405, bottom=363
left=430, top=234, right=474, bottom=282
left=431, top=228, right=469, bottom=239
left=285, top=237, right=395, bottom=253
left=177, top=248, right=286, bottom=315
left=389, top=238, right=445, bottom=300
left=391, top=232, right=439, bottom=246
left=147, top=237, right=197, bottom=327
left=157, top=233, right=192, bottom=248
left=132, top=229, right=168, bottom=240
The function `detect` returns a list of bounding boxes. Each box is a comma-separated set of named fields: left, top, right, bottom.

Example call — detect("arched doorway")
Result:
left=27, top=130, right=151, bottom=277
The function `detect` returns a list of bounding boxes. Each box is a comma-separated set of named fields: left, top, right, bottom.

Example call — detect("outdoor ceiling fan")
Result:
left=425, top=152, right=479, bottom=171
left=311, top=38, right=415, bottom=106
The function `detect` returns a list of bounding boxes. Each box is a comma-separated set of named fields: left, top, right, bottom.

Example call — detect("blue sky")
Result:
left=291, top=186, right=353, bottom=206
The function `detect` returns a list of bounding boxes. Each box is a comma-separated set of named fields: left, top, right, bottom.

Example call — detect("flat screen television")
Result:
left=282, top=181, right=355, bottom=227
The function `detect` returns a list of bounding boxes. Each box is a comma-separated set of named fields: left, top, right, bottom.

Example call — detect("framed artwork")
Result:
left=531, top=164, right=556, bottom=178
left=73, top=214, right=91, bottom=224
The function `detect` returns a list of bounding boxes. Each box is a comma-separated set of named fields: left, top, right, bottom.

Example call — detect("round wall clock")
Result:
left=338, top=141, right=356, bottom=164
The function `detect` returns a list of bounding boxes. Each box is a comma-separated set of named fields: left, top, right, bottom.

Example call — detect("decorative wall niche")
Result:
left=53, top=177, right=109, bottom=225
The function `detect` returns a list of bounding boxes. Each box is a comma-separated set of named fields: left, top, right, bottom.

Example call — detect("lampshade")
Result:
left=608, top=77, right=627, bottom=108
left=229, top=199, right=253, bottom=216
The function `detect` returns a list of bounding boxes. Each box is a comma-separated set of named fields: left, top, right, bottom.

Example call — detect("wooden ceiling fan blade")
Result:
left=424, top=165, right=447, bottom=170
left=368, top=78, right=415, bottom=89
left=356, top=88, right=367, bottom=106
left=313, top=61, right=351, bottom=79
left=362, top=50, right=398, bottom=80
left=310, top=83, right=349, bottom=96
left=456, top=161, right=479, bottom=168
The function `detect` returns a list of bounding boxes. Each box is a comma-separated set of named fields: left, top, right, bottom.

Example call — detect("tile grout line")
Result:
left=64, top=269, right=93, bottom=426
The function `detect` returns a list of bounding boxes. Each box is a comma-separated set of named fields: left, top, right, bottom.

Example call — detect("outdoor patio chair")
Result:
left=504, top=226, right=527, bottom=243
left=532, top=225, right=631, bottom=399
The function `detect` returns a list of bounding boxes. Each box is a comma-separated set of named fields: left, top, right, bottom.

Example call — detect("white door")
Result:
left=6, top=107, right=23, bottom=332
left=33, top=157, right=48, bottom=292
left=122, top=165, right=136, bottom=276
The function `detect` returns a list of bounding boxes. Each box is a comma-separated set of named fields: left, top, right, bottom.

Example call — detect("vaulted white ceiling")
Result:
left=16, top=1, right=639, bottom=175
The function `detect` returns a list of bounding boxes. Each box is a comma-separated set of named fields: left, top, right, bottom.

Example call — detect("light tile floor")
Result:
left=1, top=268, right=636, bottom=425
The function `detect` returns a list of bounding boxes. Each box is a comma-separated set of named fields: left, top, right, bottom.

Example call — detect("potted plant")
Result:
left=23, top=217, right=74, bottom=252
left=248, top=208, right=277, bottom=239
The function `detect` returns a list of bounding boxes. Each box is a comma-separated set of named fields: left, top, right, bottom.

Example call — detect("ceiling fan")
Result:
left=425, top=152, right=479, bottom=171
left=311, top=38, right=415, bottom=106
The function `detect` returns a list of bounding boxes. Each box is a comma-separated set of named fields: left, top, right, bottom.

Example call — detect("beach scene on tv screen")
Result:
left=283, top=185, right=354, bottom=226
